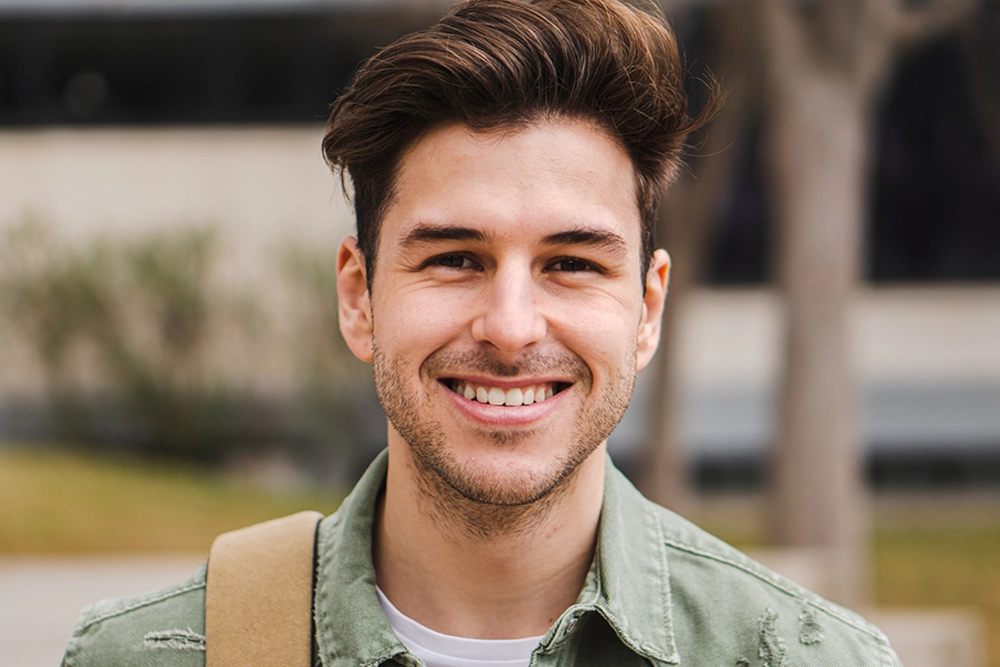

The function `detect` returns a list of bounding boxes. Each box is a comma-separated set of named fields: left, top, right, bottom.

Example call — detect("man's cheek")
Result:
left=378, top=299, right=469, bottom=353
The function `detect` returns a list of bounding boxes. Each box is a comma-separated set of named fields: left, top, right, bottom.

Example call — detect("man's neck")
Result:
left=373, top=438, right=606, bottom=640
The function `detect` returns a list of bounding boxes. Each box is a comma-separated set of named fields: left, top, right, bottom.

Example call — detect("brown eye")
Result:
left=431, top=254, right=478, bottom=270
left=549, top=258, right=597, bottom=273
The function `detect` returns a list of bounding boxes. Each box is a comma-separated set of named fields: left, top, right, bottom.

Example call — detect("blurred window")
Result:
left=869, top=34, right=1000, bottom=283
left=0, top=9, right=423, bottom=125
left=702, top=33, right=1000, bottom=285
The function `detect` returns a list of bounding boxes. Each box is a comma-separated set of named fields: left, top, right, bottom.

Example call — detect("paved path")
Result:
left=0, top=555, right=203, bottom=667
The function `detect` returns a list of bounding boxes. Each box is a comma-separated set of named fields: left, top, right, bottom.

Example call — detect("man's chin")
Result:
left=417, top=443, right=596, bottom=508
left=443, top=464, right=564, bottom=507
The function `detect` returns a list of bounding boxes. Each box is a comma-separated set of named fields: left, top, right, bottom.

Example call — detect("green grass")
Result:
left=0, top=445, right=345, bottom=553
left=873, top=525, right=1000, bottom=667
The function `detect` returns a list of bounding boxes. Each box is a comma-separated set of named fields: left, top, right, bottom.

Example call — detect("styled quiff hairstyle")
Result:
left=323, top=0, right=716, bottom=285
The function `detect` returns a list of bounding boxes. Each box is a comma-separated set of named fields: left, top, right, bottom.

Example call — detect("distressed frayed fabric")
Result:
left=143, top=629, right=206, bottom=652
left=63, top=451, right=903, bottom=667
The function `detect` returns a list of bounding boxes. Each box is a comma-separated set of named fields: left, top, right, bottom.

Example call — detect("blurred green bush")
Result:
left=0, top=219, right=375, bottom=473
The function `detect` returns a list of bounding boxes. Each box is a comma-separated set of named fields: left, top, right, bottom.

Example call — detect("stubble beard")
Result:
left=372, top=344, right=635, bottom=539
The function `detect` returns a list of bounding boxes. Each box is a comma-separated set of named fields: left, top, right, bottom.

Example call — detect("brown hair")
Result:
left=322, top=0, right=717, bottom=286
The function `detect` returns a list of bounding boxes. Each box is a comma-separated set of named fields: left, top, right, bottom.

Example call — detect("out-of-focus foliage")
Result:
left=0, top=221, right=225, bottom=457
left=280, top=245, right=376, bottom=479
left=0, top=221, right=114, bottom=389
left=0, top=220, right=374, bottom=468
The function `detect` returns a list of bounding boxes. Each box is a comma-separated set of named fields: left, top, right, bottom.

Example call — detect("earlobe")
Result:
left=636, top=249, right=670, bottom=371
left=337, top=236, right=374, bottom=362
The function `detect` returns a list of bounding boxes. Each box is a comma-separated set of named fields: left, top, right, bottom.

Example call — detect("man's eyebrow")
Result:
left=398, top=224, right=492, bottom=247
left=542, top=228, right=629, bottom=254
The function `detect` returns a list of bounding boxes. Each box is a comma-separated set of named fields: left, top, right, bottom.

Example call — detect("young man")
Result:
left=63, top=1, right=902, bottom=666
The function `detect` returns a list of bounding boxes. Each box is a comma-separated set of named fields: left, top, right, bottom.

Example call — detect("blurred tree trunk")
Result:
left=758, top=0, right=974, bottom=607
left=641, top=2, right=759, bottom=513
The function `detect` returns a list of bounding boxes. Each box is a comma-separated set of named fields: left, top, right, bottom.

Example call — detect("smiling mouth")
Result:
left=445, top=379, right=569, bottom=407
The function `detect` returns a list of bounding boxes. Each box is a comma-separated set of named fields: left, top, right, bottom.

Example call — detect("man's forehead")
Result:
left=380, top=119, right=641, bottom=245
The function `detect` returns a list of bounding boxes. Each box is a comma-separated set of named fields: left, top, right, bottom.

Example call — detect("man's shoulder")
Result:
left=645, top=501, right=901, bottom=666
left=62, top=564, right=207, bottom=667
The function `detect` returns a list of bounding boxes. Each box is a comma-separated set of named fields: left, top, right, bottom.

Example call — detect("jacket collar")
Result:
left=577, top=457, right=679, bottom=664
left=314, top=450, right=678, bottom=666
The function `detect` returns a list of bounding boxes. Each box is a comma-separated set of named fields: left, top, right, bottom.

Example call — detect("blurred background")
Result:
left=0, top=0, right=997, bottom=665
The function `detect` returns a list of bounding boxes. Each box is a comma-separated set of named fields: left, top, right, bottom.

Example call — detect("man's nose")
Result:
left=470, top=263, right=546, bottom=354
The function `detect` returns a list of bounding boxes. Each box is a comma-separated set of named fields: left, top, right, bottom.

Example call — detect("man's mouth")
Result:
left=445, top=380, right=568, bottom=407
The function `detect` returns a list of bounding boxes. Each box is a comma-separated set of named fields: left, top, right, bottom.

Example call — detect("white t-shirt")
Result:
left=376, top=587, right=545, bottom=667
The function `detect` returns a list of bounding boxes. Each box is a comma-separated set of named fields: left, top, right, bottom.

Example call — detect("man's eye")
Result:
left=549, top=258, right=598, bottom=273
left=430, top=254, right=477, bottom=270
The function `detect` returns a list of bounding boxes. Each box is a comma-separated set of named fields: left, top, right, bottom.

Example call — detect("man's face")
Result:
left=338, top=118, right=669, bottom=506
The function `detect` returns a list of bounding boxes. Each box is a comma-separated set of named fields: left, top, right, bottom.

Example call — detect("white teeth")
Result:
left=456, top=382, right=557, bottom=405
left=505, top=388, right=523, bottom=406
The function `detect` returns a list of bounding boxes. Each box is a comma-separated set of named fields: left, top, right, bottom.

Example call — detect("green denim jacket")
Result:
left=62, top=451, right=902, bottom=667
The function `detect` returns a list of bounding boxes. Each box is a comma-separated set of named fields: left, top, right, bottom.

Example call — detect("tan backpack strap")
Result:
left=205, top=510, right=324, bottom=667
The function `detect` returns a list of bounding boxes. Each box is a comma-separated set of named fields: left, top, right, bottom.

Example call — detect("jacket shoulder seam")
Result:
left=662, top=537, right=888, bottom=643
left=78, top=579, right=206, bottom=632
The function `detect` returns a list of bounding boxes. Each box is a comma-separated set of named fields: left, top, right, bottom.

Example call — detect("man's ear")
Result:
left=337, top=236, right=374, bottom=363
left=636, top=249, right=670, bottom=372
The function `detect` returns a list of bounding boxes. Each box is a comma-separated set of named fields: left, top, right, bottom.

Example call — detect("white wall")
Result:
left=0, top=125, right=354, bottom=251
